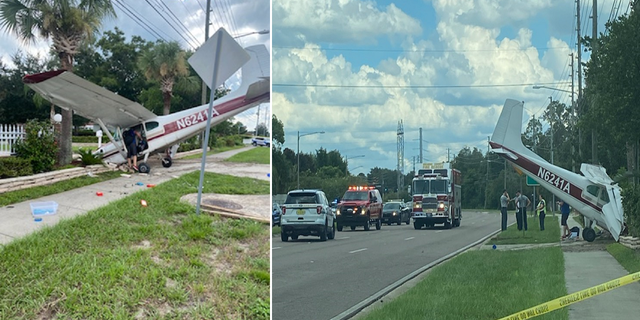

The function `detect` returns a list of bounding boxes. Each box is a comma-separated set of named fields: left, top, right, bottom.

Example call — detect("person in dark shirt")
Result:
left=558, top=199, right=571, bottom=238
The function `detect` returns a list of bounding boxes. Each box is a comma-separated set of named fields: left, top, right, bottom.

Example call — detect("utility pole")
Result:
left=485, top=136, right=489, bottom=209
left=570, top=53, right=576, bottom=172
left=576, top=0, right=583, bottom=161
left=591, top=0, right=598, bottom=164
left=201, top=0, right=212, bottom=106
left=419, top=128, right=423, bottom=163
left=549, top=96, right=556, bottom=211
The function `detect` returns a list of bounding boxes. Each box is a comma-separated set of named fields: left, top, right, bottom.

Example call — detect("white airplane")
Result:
left=490, top=99, right=624, bottom=242
left=22, top=28, right=270, bottom=174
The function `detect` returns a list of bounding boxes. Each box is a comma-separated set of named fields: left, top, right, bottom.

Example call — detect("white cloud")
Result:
left=273, top=0, right=422, bottom=45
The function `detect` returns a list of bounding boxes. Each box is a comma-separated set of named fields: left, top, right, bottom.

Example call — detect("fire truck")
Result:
left=411, top=162, right=462, bottom=229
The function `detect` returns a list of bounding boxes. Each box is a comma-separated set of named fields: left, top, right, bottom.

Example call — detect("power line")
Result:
left=273, top=82, right=570, bottom=89
left=273, top=46, right=571, bottom=54
left=112, top=0, right=168, bottom=42
left=143, top=0, right=198, bottom=49
left=154, top=0, right=201, bottom=46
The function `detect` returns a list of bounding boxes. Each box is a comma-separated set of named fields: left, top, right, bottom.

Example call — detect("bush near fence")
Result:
left=0, top=157, right=33, bottom=178
left=622, top=184, right=640, bottom=237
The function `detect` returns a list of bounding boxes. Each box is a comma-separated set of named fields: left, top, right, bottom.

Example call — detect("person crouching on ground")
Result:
left=537, top=194, right=546, bottom=231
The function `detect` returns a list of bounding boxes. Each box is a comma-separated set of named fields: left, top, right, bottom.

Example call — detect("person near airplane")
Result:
left=515, top=190, right=530, bottom=231
left=537, top=194, right=546, bottom=231
left=558, top=199, right=571, bottom=239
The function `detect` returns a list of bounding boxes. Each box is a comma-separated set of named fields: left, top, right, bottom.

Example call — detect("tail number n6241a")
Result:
left=176, top=110, right=208, bottom=130
left=537, top=167, right=571, bottom=194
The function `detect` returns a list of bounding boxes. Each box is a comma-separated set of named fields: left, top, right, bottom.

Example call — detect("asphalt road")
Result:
left=272, top=210, right=510, bottom=320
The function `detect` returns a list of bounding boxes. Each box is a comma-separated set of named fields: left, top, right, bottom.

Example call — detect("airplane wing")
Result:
left=580, top=163, right=624, bottom=240
left=23, top=70, right=156, bottom=128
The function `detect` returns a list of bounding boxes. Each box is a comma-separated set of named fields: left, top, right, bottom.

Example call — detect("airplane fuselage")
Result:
left=95, top=91, right=269, bottom=163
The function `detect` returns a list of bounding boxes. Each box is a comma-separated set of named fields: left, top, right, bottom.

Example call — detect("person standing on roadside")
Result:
left=500, top=189, right=510, bottom=231
left=536, top=194, right=546, bottom=231
left=515, top=190, right=530, bottom=231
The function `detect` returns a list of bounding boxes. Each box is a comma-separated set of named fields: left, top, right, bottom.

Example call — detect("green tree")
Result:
left=0, top=0, right=115, bottom=165
left=138, top=41, right=189, bottom=115
left=272, top=114, right=285, bottom=147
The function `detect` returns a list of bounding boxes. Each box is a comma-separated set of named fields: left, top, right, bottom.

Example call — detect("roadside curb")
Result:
left=330, top=227, right=505, bottom=320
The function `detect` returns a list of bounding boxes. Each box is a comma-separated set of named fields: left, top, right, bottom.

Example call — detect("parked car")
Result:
left=272, top=202, right=282, bottom=226
left=251, top=137, right=270, bottom=147
left=382, top=201, right=411, bottom=225
left=280, top=189, right=335, bottom=241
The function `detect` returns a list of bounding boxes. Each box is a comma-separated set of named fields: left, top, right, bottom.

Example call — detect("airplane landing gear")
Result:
left=138, top=162, right=151, bottom=174
left=162, top=157, right=172, bottom=168
left=583, top=227, right=596, bottom=242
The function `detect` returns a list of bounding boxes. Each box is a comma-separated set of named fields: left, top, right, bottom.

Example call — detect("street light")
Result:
left=345, top=155, right=365, bottom=175
left=532, top=85, right=575, bottom=94
left=233, top=29, right=270, bottom=39
left=297, top=131, right=325, bottom=189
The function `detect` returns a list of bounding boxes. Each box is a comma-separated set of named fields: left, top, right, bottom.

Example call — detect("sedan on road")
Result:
left=382, top=201, right=411, bottom=225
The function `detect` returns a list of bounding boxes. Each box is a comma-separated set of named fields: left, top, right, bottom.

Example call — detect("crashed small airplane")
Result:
left=490, top=99, right=624, bottom=242
left=23, top=28, right=269, bottom=174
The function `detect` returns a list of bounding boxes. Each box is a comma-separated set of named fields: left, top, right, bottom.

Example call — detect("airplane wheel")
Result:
left=583, top=227, right=596, bottom=242
left=138, top=162, right=151, bottom=174
left=162, top=157, right=172, bottom=168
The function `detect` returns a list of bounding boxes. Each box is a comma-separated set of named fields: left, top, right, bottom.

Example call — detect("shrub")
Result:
left=13, top=119, right=56, bottom=174
left=77, top=148, right=104, bottom=166
left=0, top=157, right=33, bottom=178
left=622, top=184, right=640, bottom=237
left=72, top=135, right=98, bottom=143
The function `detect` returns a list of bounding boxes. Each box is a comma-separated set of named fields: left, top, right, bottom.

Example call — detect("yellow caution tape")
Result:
left=497, top=271, right=640, bottom=320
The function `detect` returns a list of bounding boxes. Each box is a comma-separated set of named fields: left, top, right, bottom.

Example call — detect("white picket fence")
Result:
left=0, top=124, right=25, bottom=157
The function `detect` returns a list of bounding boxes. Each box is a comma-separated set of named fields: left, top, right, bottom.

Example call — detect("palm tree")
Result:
left=139, top=41, right=188, bottom=115
left=0, top=0, right=115, bottom=165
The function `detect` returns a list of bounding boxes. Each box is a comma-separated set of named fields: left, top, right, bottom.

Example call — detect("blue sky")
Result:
left=272, top=0, right=630, bottom=176
left=0, top=0, right=270, bottom=132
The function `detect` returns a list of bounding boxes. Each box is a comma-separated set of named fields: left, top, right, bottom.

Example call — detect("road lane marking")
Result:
left=272, top=247, right=281, bottom=250
left=349, top=248, right=368, bottom=254
left=338, top=237, right=350, bottom=240
left=404, top=237, right=415, bottom=241
left=435, top=230, right=443, bottom=233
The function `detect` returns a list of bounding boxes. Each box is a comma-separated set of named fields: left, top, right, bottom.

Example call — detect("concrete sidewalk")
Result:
left=561, top=214, right=640, bottom=319
left=0, top=146, right=270, bottom=246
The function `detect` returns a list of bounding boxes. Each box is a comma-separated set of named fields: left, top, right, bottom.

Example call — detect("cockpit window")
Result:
left=145, top=121, right=159, bottom=131
left=586, top=185, right=599, bottom=198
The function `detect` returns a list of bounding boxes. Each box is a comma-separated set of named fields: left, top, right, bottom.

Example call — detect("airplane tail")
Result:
left=490, top=99, right=545, bottom=162
left=238, top=45, right=270, bottom=100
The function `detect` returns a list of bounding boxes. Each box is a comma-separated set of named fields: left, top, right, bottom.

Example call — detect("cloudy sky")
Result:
left=0, top=0, right=270, bottom=132
left=272, top=0, right=631, bottom=176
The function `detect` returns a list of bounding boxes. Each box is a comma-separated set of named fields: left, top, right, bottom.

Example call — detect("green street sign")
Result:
left=526, top=175, right=540, bottom=186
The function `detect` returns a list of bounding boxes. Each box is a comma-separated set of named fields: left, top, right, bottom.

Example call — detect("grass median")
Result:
left=0, top=170, right=123, bottom=207
left=490, top=214, right=560, bottom=245
left=225, top=147, right=270, bottom=164
left=360, top=247, right=568, bottom=320
left=0, top=171, right=270, bottom=319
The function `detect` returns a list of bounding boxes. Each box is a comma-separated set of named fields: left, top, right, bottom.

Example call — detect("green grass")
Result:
left=272, top=225, right=281, bottom=236
left=0, top=171, right=123, bottom=207
left=0, top=171, right=270, bottom=319
left=180, top=145, right=246, bottom=160
left=225, top=147, right=270, bottom=164
left=490, top=215, right=560, bottom=245
left=360, top=247, right=568, bottom=320
left=607, top=243, right=640, bottom=273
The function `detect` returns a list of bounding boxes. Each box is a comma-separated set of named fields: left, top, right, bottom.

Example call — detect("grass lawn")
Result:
left=490, top=215, right=560, bottom=245
left=180, top=145, right=246, bottom=160
left=607, top=243, right=640, bottom=273
left=0, top=172, right=270, bottom=319
left=0, top=171, right=123, bottom=207
left=225, top=147, right=270, bottom=164
left=360, top=247, right=568, bottom=320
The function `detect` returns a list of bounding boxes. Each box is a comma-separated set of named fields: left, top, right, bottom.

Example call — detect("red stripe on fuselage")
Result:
left=489, top=142, right=601, bottom=212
